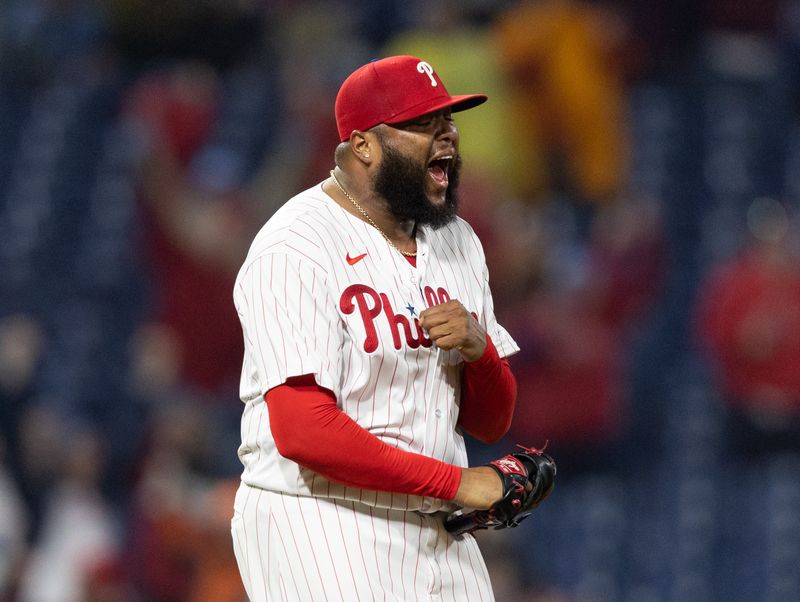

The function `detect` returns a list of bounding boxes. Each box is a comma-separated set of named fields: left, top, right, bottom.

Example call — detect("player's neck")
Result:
left=326, top=172, right=417, bottom=255
left=353, top=198, right=417, bottom=255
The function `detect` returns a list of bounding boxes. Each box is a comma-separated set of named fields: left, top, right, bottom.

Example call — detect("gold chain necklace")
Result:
left=329, top=170, right=417, bottom=257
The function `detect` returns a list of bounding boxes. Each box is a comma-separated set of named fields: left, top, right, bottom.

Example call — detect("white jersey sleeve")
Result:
left=235, top=252, right=342, bottom=403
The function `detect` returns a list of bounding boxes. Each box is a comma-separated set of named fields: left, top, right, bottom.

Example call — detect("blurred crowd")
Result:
left=1, top=0, right=800, bottom=600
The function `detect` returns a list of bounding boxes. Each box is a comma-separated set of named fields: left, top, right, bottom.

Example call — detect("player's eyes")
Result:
left=412, top=113, right=452, bottom=127
left=395, top=111, right=454, bottom=132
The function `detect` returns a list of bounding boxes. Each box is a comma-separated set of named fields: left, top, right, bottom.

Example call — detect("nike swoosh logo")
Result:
left=346, top=252, right=368, bottom=265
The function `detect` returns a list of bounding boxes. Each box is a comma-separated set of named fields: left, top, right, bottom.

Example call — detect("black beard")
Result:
left=372, top=144, right=461, bottom=230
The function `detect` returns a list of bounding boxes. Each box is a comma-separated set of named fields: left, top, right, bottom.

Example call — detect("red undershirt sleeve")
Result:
left=266, top=376, right=461, bottom=501
left=458, top=334, right=517, bottom=443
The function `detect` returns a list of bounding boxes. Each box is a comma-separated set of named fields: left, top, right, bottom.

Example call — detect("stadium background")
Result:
left=1, top=0, right=799, bottom=600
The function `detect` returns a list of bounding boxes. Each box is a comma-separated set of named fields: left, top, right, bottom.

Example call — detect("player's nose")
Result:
left=433, top=112, right=458, bottom=142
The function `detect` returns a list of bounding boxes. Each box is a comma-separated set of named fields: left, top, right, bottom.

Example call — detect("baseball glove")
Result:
left=444, top=444, right=556, bottom=537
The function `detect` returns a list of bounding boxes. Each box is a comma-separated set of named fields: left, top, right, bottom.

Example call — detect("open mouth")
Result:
left=427, top=155, right=453, bottom=189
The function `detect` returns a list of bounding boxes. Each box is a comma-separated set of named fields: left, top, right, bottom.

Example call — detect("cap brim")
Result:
left=384, top=93, right=488, bottom=126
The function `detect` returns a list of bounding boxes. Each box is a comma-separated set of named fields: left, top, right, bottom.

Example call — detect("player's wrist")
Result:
left=463, top=333, right=497, bottom=365
left=453, top=466, right=503, bottom=509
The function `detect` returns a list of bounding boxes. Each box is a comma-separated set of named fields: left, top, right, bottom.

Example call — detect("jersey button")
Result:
left=435, top=409, right=442, bottom=418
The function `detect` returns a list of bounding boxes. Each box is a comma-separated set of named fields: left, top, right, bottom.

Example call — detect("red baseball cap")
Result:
left=334, top=55, right=488, bottom=142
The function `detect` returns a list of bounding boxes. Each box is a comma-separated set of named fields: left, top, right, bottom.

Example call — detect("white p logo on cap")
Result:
left=416, top=61, right=437, bottom=87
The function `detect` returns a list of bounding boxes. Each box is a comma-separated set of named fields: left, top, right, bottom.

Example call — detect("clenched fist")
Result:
left=419, top=300, right=486, bottom=362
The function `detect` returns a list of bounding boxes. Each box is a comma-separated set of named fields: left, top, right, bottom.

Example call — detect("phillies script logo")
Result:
left=340, top=284, right=452, bottom=352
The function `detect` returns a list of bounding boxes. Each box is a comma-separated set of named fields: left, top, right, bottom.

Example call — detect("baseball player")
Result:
left=231, top=55, right=522, bottom=601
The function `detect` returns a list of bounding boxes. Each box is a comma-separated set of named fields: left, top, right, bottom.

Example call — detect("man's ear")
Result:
left=349, top=131, right=375, bottom=165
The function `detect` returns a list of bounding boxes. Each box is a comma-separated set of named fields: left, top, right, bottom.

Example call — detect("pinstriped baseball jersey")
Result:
left=233, top=182, right=519, bottom=514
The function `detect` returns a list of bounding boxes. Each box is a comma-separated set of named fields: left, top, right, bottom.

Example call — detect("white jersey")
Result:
left=233, top=182, right=518, bottom=514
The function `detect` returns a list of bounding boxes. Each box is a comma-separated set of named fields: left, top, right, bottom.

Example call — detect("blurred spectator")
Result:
left=697, top=198, right=800, bottom=454
left=187, top=479, right=246, bottom=602
left=0, top=436, right=28, bottom=600
left=125, top=400, right=210, bottom=600
left=480, top=198, right=552, bottom=305
left=90, top=320, right=186, bottom=502
left=584, top=194, right=666, bottom=328
left=0, top=314, right=50, bottom=548
left=0, top=314, right=44, bottom=454
left=17, top=426, right=120, bottom=602
left=508, top=289, right=625, bottom=469
left=494, top=0, right=631, bottom=203
left=11, top=404, right=61, bottom=549
left=124, top=63, right=250, bottom=395
left=503, top=196, right=665, bottom=472
left=124, top=400, right=243, bottom=600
